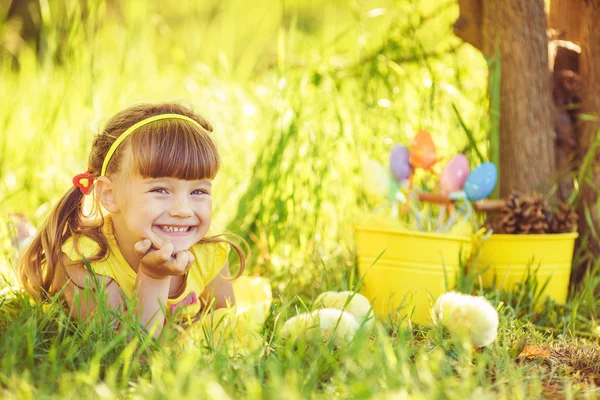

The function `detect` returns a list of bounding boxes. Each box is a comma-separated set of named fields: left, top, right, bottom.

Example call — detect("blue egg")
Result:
left=463, top=162, right=498, bottom=201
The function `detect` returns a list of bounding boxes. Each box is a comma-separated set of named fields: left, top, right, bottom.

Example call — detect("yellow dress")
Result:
left=61, top=215, right=229, bottom=321
left=61, top=215, right=273, bottom=354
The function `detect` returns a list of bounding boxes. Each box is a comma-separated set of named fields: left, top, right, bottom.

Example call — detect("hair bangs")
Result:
left=130, top=120, right=220, bottom=180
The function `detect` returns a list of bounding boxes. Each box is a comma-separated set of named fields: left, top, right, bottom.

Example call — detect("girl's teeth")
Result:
left=161, top=226, right=189, bottom=232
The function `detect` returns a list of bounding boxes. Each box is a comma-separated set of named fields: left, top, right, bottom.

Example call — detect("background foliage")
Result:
left=0, top=0, right=487, bottom=289
left=2, top=0, right=598, bottom=398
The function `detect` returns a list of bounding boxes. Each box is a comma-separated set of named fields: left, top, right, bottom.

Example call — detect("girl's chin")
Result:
left=159, top=236, right=195, bottom=253
left=171, top=243, right=194, bottom=254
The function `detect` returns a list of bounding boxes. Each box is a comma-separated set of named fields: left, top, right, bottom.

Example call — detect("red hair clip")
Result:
left=72, top=171, right=95, bottom=195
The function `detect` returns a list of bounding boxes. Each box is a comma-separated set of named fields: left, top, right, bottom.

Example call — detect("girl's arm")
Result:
left=200, top=261, right=235, bottom=309
left=62, top=253, right=171, bottom=338
left=133, top=270, right=170, bottom=337
left=134, top=238, right=194, bottom=337
left=61, top=253, right=124, bottom=321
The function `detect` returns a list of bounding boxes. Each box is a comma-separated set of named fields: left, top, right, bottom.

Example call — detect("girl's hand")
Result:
left=134, top=237, right=195, bottom=279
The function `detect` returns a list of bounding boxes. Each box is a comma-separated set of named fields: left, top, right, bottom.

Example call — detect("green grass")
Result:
left=1, top=0, right=600, bottom=398
left=0, top=265, right=599, bottom=399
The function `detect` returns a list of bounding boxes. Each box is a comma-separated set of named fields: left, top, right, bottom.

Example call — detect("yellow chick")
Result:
left=232, top=276, right=273, bottom=331
left=280, top=308, right=360, bottom=346
left=432, top=291, right=499, bottom=348
left=178, top=307, right=262, bottom=356
left=314, top=291, right=374, bottom=331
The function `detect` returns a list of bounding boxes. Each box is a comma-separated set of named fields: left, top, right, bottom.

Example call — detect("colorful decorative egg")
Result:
left=363, top=159, right=391, bottom=198
left=463, top=162, right=497, bottom=201
left=440, top=154, right=470, bottom=194
left=389, top=144, right=412, bottom=181
left=409, top=130, right=437, bottom=170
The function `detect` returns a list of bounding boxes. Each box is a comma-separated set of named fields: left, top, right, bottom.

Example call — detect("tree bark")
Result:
left=455, top=0, right=600, bottom=282
left=578, top=1, right=600, bottom=162
left=578, top=1, right=600, bottom=157
left=481, top=0, right=557, bottom=197
left=454, top=0, right=482, bottom=50
left=576, top=1, right=600, bottom=273
left=547, top=0, right=585, bottom=44
left=548, top=0, right=600, bottom=281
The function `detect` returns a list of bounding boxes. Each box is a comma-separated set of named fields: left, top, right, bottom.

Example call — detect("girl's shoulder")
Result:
left=61, top=234, right=102, bottom=262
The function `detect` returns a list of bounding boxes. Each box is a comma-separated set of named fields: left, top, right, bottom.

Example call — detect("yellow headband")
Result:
left=101, top=114, right=205, bottom=176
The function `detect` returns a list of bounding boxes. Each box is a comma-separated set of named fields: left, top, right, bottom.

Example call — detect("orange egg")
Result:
left=409, top=130, right=438, bottom=170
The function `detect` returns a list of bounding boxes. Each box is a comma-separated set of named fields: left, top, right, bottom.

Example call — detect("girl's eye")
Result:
left=151, top=188, right=168, bottom=194
left=192, top=189, right=209, bottom=195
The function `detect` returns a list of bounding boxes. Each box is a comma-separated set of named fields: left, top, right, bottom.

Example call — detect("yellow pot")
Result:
left=355, top=225, right=471, bottom=324
left=475, top=232, right=578, bottom=303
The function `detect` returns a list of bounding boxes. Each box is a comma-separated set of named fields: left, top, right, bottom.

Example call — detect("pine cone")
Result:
left=493, top=192, right=551, bottom=234
left=496, top=193, right=522, bottom=234
left=518, top=192, right=551, bottom=234
left=549, top=202, right=578, bottom=233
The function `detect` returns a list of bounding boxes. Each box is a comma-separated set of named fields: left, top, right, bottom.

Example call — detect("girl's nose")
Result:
left=169, top=197, right=193, bottom=218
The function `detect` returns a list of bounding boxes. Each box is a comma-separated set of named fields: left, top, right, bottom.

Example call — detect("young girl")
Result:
left=19, top=103, right=246, bottom=337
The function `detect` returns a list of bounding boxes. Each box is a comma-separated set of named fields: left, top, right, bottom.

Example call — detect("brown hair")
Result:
left=19, top=103, right=246, bottom=299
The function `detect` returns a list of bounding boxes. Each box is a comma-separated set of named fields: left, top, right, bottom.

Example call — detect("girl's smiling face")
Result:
left=96, top=120, right=220, bottom=269
left=130, top=174, right=212, bottom=252
left=113, top=172, right=213, bottom=255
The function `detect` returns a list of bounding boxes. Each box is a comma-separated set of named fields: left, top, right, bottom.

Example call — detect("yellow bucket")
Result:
left=355, top=225, right=471, bottom=324
left=475, top=232, right=577, bottom=303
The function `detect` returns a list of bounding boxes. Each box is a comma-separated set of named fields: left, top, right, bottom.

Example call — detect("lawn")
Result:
left=1, top=0, right=599, bottom=398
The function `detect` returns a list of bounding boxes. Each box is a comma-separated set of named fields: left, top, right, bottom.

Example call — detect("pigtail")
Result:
left=200, top=234, right=249, bottom=280
left=19, top=186, right=108, bottom=300
left=19, top=187, right=82, bottom=299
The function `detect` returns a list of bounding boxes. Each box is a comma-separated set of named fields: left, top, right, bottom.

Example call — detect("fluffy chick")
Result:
left=432, top=291, right=499, bottom=348
left=180, top=307, right=261, bottom=356
left=314, top=291, right=374, bottom=330
left=280, top=308, right=360, bottom=346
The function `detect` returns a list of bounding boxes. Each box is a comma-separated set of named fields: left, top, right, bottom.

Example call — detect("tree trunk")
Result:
left=576, top=0, right=600, bottom=274
left=579, top=2, right=600, bottom=169
left=455, top=0, right=556, bottom=196
left=7, top=0, right=41, bottom=45
left=455, top=0, right=600, bottom=282
left=547, top=0, right=585, bottom=44
left=549, top=0, right=600, bottom=280
left=482, top=0, right=556, bottom=196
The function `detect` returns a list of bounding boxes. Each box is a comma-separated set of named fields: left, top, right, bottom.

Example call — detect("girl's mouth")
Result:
left=154, top=225, right=196, bottom=236
left=160, top=225, right=191, bottom=232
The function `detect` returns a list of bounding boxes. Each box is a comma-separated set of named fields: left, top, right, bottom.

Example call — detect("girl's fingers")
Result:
left=174, top=251, right=189, bottom=273
left=168, top=251, right=194, bottom=275
left=139, top=244, right=194, bottom=278
left=157, top=241, right=174, bottom=262
left=146, top=230, right=165, bottom=250
left=134, top=239, right=152, bottom=257
left=140, top=240, right=173, bottom=269
left=186, top=252, right=195, bottom=269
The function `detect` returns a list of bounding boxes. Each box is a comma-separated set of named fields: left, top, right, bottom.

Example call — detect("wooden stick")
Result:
left=473, top=199, right=505, bottom=212
left=418, top=192, right=505, bottom=212
left=418, top=193, right=453, bottom=205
